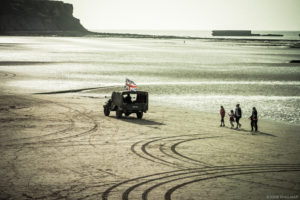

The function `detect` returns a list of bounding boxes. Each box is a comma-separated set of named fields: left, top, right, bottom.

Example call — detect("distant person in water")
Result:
left=235, top=104, right=242, bottom=129
left=229, top=110, right=235, bottom=128
left=220, top=106, right=225, bottom=127
left=250, top=107, right=258, bottom=132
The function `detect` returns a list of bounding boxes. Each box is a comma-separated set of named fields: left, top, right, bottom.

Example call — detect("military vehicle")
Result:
left=103, top=91, right=148, bottom=119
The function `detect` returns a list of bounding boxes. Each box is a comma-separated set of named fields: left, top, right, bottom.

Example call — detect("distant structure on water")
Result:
left=212, top=30, right=283, bottom=37
left=212, top=30, right=257, bottom=36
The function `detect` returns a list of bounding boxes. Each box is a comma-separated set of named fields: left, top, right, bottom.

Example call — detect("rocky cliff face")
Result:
left=0, top=0, right=88, bottom=35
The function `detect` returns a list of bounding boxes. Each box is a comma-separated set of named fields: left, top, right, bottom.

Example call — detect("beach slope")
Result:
left=0, top=91, right=299, bottom=200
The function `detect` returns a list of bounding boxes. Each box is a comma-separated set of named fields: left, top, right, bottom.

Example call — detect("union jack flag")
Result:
left=124, top=78, right=137, bottom=91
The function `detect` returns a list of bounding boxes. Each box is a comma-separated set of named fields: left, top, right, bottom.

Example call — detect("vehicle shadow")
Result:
left=109, top=116, right=165, bottom=126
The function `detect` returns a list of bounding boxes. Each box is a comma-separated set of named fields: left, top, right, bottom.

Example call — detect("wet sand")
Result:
left=0, top=36, right=300, bottom=199
left=0, top=90, right=299, bottom=200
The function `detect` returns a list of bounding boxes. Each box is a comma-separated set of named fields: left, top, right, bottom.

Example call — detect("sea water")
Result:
left=95, top=30, right=300, bottom=41
left=0, top=36, right=299, bottom=124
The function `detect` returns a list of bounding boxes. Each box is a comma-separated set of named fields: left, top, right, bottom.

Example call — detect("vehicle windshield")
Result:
left=122, top=93, right=147, bottom=103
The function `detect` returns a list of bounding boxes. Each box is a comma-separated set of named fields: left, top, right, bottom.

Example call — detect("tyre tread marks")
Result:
left=0, top=71, right=16, bottom=78
left=104, top=134, right=300, bottom=200
left=131, top=134, right=210, bottom=168
left=102, top=164, right=300, bottom=200
left=1, top=96, right=98, bottom=147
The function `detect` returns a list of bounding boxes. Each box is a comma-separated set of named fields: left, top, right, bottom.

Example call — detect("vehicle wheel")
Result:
left=104, top=107, right=110, bottom=116
left=136, top=112, right=143, bottom=119
left=116, top=110, right=123, bottom=118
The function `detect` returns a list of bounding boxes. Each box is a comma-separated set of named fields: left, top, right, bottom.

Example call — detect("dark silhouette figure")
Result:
left=235, top=104, right=242, bottom=129
left=124, top=94, right=132, bottom=104
left=250, top=107, right=258, bottom=132
left=220, top=106, right=225, bottom=127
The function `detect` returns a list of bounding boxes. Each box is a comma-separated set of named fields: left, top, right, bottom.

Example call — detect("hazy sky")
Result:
left=62, top=0, right=300, bottom=31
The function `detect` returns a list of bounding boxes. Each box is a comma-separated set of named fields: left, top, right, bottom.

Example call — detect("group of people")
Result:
left=220, top=104, right=258, bottom=132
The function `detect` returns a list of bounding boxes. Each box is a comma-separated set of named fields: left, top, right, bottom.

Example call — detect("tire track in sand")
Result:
left=0, top=71, right=16, bottom=79
left=101, top=134, right=300, bottom=200
left=101, top=164, right=300, bottom=200
left=0, top=96, right=98, bottom=147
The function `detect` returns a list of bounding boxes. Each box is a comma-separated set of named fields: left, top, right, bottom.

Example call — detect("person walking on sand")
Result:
left=228, top=110, right=235, bottom=128
left=250, top=107, right=258, bottom=132
left=235, top=104, right=242, bottom=129
left=220, top=106, right=225, bottom=127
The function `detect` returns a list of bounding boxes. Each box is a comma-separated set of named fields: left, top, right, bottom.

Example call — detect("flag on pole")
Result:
left=124, top=78, right=137, bottom=91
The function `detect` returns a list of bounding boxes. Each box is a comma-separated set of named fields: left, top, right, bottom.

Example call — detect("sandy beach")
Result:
left=0, top=36, right=300, bottom=199
left=0, top=90, right=299, bottom=200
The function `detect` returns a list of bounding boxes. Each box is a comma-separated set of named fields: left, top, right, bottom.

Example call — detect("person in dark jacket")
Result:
left=220, top=106, right=225, bottom=127
left=250, top=107, right=258, bottom=132
left=235, top=104, right=242, bottom=129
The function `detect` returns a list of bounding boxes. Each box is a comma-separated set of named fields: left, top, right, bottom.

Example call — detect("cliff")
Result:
left=0, top=0, right=89, bottom=36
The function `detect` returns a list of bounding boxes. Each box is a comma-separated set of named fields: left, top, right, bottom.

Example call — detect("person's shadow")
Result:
left=225, top=127, right=277, bottom=137
left=251, top=131, right=277, bottom=137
